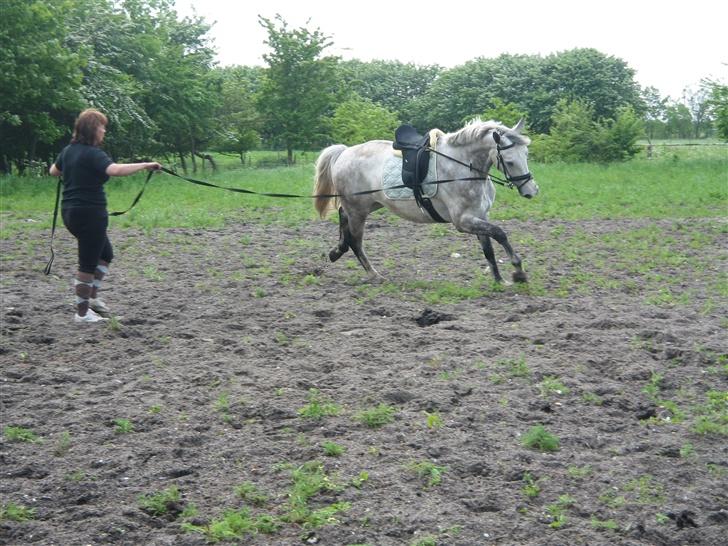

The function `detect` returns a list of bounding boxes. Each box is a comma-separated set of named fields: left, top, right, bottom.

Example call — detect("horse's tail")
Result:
left=313, top=144, right=347, bottom=219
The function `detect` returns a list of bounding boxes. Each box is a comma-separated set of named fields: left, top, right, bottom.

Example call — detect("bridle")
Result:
left=493, top=139, right=534, bottom=190
left=425, top=132, right=534, bottom=190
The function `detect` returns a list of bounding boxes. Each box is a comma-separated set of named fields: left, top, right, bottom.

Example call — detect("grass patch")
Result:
left=183, top=508, right=279, bottom=540
left=3, top=426, right=40, bottom=443
left=234, top=482, right=269, bottom=506
left=298, top=389, right=342, bottom=420
left=355, top=404, right=397, bottom=428
left=591, top=517, right=619, bottom=531
left=113, top=418, right=134, bottom=434
left=521, top=425, right=560, bottom=452
left=138, top=486, right=181, bottom=517
left=184, top=460, right=352, bottom=541
left=692, top=390, right=728, bottom=435
left=322, top=441, right=345, bottom=457
left=0, top=502, right=36, bottom=522
left=539, top=376, right=570, bottom=397
left=521, top=471, right=541, bottom=498
left=407, top=461, right=447, bottom=488
left=284, top=461, right=348, bottom=527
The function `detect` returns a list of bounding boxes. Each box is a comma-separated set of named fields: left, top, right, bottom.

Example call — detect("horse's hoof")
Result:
left=365, top=273, right=386, bottom=285
left=329, top=249, right=343, bottom=262
left=512, top=271, right=528, bottom=283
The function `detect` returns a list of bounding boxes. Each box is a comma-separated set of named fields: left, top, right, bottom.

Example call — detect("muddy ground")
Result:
left=1, top=213, right=726, bottom=546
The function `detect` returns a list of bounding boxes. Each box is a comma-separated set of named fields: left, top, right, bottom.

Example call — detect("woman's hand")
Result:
left=145, top=162, right=162, bottom=171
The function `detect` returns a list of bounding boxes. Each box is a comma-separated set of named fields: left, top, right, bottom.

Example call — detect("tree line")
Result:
left=2, top=0, right=726, bottom=175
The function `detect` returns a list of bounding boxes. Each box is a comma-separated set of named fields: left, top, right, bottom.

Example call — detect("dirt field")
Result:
left=1, top=213, right=726, bottom=546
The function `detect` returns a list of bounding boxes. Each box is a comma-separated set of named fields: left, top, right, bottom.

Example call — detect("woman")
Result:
left=49, top=108, right=161, bottom=323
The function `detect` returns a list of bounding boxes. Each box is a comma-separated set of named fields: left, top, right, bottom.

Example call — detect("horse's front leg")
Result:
left=476, top=234, right=504, bottom=283
left=460, top=216, right=527, bottom=283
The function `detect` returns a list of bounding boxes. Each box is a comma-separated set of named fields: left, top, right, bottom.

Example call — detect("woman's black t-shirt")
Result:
left=54, top=144, right=113, bottom=208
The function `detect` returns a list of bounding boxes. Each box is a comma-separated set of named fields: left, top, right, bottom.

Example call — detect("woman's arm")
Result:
left=106, top=162, right=161, bottom=177
left=49, top=164, right=61, bottom=176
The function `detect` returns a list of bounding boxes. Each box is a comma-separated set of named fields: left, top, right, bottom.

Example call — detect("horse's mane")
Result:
left=447, top=118, right=530, bottom=147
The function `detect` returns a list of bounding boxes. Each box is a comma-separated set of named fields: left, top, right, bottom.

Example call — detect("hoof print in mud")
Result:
left=414, top=308, right=455, bottom=326
left=667, top=510, right=698, bottom=529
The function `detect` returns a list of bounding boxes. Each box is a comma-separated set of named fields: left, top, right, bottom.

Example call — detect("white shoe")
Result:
left=74, top=308, right=109, bottom=323
left=89, top=298, right=110, bottom=315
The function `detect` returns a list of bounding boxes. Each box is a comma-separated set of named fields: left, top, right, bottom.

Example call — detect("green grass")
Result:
left=2, top=146, right=725, bottom=236
left=407, top=460, right=447, bottom=488
left=0, top=502, right=36, bottom=522
left=355, top=404, right=397, bottom=428
left=298, top=389, right=342, bottom=420
left=498, top=154, right=727, bottom=222
left=3, top=426, right=40, bottom=443
left=234, top=481, right=269, bottom=506
left=522, top=425, right=560, bottom=452
left=113, top=418, right=134, bottom=434
left=138, top=486, right=181, bottom=517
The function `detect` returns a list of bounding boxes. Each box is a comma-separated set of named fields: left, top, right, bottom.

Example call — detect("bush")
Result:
left=532, top=99, right=643, bottom=163
left=331, top=95, right=400, bottom=145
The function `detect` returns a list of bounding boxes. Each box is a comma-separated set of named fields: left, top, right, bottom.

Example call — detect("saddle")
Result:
left=392, top=125, right=446, bottom=222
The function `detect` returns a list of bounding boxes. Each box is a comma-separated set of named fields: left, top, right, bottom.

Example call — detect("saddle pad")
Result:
left=381, top=153, right=438, bottom=200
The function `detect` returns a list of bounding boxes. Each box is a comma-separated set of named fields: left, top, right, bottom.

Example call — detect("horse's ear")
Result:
left=513, top=118, right=525, bottom=133
left=492, top=131, right=501, bottom=144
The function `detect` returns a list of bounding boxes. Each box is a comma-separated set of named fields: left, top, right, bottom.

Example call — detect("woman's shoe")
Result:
left=74, top=308, right=109, bottom=323
left=89, top=298, right=110, bottom=315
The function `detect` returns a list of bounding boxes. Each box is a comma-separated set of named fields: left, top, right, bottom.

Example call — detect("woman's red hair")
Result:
left=71, top=108, right=108, bottom=146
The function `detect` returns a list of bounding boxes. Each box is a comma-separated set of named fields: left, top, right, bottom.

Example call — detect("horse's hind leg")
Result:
left=329, top=207, right=350, bottom=262
left=345, top=209, right=382, bottom=280
left=461, top=216, right=527, bottom=283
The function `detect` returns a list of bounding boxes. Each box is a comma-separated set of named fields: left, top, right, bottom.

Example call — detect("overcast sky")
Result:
left=175, top=0, right=726, bottom=100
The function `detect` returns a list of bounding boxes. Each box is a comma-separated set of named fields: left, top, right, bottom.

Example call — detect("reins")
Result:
left=157, top=166, right=489, bottom=200
left=425, top=143, right=533, bottom=190
left=43, top=178, right=63, bottom=275
left=43, top=146, right=530, bottom=274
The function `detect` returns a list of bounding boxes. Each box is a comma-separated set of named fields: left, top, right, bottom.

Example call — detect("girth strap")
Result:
left=411, top=148, right=447, bottom=223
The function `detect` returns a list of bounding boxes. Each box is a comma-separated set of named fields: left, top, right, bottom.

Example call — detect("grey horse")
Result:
left=313, top=119, right=539, bottom=283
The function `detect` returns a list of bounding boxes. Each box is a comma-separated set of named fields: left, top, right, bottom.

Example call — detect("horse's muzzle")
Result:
left=519, top=180, right=539, bottom=199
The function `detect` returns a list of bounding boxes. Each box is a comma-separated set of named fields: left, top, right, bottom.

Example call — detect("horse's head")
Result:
left=491, top=119, right=539, bottom=199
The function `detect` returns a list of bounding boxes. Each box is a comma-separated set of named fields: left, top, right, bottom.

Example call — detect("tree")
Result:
left=541, top=48, right=644, bottom=128
left=256, top=15, right=341, bottom=163
left=704, top=79, right=728, bottom=141
left=331, top=95, right=400, bottom=145
left=665, top=102, right=693, bottom=139
left=62, top=0, right=158, bottom=160
left=214, top=66, right=264, bottom=163
left=408, top=55, right=527, bottom=131
left=480, top=98, right=528, bottom=127
left=132, top=6, right=221, bottom=171
left=682, top=86, right=712, bottom=138
left=409, top=49, right=643, bottom=135
left=0, top=0, right=84, bottom=173
left=338, top=59, right=441, bottom=123
left=641, top=86, right=668, bottom=140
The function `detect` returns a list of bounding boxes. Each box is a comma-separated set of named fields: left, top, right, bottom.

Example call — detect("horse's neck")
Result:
left=440, top=139, right=494, bottom=173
